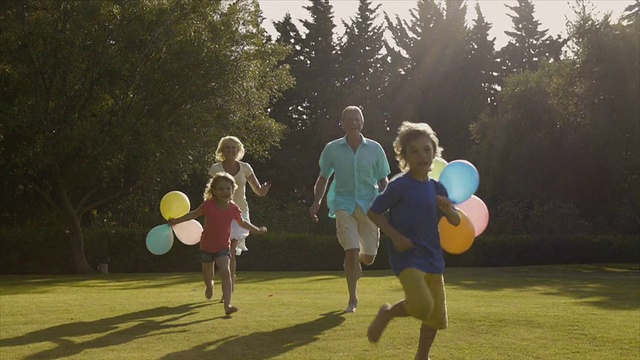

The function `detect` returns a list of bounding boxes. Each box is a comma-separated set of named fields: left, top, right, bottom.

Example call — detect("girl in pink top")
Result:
left=209, top=136, right=271, bottom=294
left=169, top=172, right=267, bottom=315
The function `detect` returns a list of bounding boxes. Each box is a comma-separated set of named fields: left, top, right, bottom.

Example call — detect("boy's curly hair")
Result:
left=393, top=121, right=443, bottom=172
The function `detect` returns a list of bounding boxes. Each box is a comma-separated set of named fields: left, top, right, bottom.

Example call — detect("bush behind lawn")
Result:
left=1, top=226, right=638, bottom=274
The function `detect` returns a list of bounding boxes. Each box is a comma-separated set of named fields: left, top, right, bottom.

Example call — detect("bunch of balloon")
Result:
left=146, top=191, right=196, bottom=255
left=436, top=160, right=490, bottom=254
left=161, top=191, right=203, bottom=246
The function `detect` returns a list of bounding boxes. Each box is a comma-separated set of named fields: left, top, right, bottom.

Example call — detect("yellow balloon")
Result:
left=439, top=209, right=475, bottom=255
left=429, top=157, right=448, bottom=180
left=160, top=191, right=191, bottom=220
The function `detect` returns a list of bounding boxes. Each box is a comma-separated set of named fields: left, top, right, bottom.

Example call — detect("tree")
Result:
left=621, top=0, right=639, bottom=27
left=385, top=0, right=479, bottom=160
left=497, top=0, right=566, bottom=77
left=336, top=0, right=390, bottom=150
left=468, top=2, right=500, bottom=112
left=471, top=1, right=639, bottom=232
left=258, top=0, right=338, bottom=198
left=0, top=0, right=293, bottom=273
left=567, top=0, right=640, bottom=226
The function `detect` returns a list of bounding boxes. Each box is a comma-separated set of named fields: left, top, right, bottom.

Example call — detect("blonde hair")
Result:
left=215, top=136, right=245, bottom=161
left=203, top=172, right=238, bottom=200
left=341, top=106, right=364, bottom=122
left=393, top=121, right=443, bottom=172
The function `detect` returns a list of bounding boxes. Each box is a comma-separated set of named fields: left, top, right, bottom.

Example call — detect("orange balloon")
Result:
left=439, top=210, right=475, bottom=254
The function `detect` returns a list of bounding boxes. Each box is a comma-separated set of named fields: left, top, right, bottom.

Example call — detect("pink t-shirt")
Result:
left=200, top=199, right=242, bottom=253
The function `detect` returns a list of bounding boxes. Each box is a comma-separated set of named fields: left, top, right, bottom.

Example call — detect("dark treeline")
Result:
left=0, top=0, right=638, bottom=273
left=255, top=0, right=639, bottom=236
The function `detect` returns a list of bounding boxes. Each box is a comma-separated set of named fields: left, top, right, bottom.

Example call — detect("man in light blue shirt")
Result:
left=310, top=106, right=391, bottom=313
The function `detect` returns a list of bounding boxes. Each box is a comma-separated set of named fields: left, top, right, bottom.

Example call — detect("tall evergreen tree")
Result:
left=468, top=3, right=500, bottom=112
left=337, top=0, right=390, bottom=150
left=384, top=0, right=476, bottom=160
left=300, top=0, right=338, bottom=138
left=269, top=13, right=305, bottom=132
left=621, top=0, right=640, bottom=27
left=497, top=0, right=566, bottom=76
left=258, top=0, right=338, bottom=197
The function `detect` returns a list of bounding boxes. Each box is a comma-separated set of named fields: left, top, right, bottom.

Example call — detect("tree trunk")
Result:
left=56, top=187, right=95, bottom=274
left=69, top=222, right=94, bottom=274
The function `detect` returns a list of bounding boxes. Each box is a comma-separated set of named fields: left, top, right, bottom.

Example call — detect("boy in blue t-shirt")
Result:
left=367, top=121, right=461, bottom=359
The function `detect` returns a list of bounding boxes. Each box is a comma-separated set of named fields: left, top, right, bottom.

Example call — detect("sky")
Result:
left=258, top=0, right=632, bottom=47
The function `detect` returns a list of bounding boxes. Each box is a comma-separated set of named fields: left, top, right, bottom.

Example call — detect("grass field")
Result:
left=0, top=264, right=638, bottom=360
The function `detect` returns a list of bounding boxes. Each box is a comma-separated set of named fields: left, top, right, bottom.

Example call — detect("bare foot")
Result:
left=225, top=305, right=238, bottom=316
left=205, top=286, right=213, bottom=300
left=343, top=300, right=358, bottom=314
left=367, top=304, right=392, bottom=343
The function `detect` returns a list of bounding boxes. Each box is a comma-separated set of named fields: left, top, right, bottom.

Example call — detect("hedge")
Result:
left=0, top=226, right=638, bottom=274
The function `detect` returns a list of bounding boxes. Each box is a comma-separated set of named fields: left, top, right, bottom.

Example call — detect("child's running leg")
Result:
left=367, top=300, right=409, bottom=343
left=201, top=262, right=214, bottom=300
left=369, top=268, right=433, bottom=343
left=415, top=324, right=437, bottom=360
left=216, top=255, right=238, bottom=315
left=400, top=268, right=434, bottom=321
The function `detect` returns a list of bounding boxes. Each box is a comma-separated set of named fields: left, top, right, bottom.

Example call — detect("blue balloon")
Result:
left=146, top=224, right=174, bottom=255
left=438, top=160, right=479, bottom=204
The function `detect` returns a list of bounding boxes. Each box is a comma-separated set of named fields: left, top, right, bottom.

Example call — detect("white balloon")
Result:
left=172, top=220, right=202, bottom=245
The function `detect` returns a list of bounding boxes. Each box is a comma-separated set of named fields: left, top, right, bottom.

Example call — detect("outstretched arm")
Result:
left=309, top=175, right=328, bottom=222
left=167, top=205, right=203, bottom=226
left=238, top=219, right=267, bottom=234
left=247, top=173, right=271, bottom=197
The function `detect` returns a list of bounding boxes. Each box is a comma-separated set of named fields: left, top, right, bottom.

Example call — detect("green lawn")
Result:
left=0, top=264, right=638, bottom=359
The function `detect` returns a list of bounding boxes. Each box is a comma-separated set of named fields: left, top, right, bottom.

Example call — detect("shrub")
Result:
left=1, top=226, right=638, bottom=274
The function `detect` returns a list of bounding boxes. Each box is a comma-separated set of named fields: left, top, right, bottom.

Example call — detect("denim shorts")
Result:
left=199, top=249, right=231, bottom=263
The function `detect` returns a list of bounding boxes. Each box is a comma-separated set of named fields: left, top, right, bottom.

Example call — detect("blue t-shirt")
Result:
left=319, top=135, right=390, bottom=218
left=369, top=173, right=448, bottom=275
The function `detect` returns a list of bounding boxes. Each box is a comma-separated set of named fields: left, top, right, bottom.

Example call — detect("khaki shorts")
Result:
left=335, top=206, right=379, bottom=256
left=398, top=268, right=448, bottom=330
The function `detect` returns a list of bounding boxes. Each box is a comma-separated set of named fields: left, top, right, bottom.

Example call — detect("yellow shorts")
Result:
left=335, top=206, right=379, bottom=256
left=398, top=268, right=448, bottom=330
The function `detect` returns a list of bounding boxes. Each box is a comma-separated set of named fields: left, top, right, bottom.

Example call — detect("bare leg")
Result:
left=230, top=239, right=239, bottom=292
left=216, top=256, right=237, bottom=315
left=367, top=300, right=409, bottom=343
left=343, top=248, right=361, bottom=313
left=415, top=325, right=437, bottom=360
left=202, top=262, right=214, bottom=300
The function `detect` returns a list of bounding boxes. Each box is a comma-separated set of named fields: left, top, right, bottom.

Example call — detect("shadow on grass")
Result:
left=0, top=273, right=201, bottom=294
left=159, top=311, right=346, bottom=360
left=0, top=302, right=210, bottom=359
left=443, top=264, right=640, bottom=311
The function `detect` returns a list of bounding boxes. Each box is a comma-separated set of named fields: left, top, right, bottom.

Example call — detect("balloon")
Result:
left=456, top=195, right=489, bottom=236
left=439, top=160, right=479, bottom=204
left=439, top=210, right=475, bottom=255
left=160, top=191, right=190, bottom=220
left=428, top=157, right=448, bottom=181
left=146, top=224, right=174, bottom=255
left=172, top=220, right=203, bottom=245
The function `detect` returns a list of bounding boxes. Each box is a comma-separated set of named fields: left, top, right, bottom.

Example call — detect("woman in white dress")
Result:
left=209, top=136, right=271, bottom=293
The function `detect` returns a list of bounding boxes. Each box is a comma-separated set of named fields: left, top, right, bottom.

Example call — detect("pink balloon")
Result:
left=172, top=220, right=202, bottom=245
left=455, top=195, right=489, bottom=237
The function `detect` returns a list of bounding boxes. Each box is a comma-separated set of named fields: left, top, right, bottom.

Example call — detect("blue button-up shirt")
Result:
left=320, top=135, right=390, bottom=218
